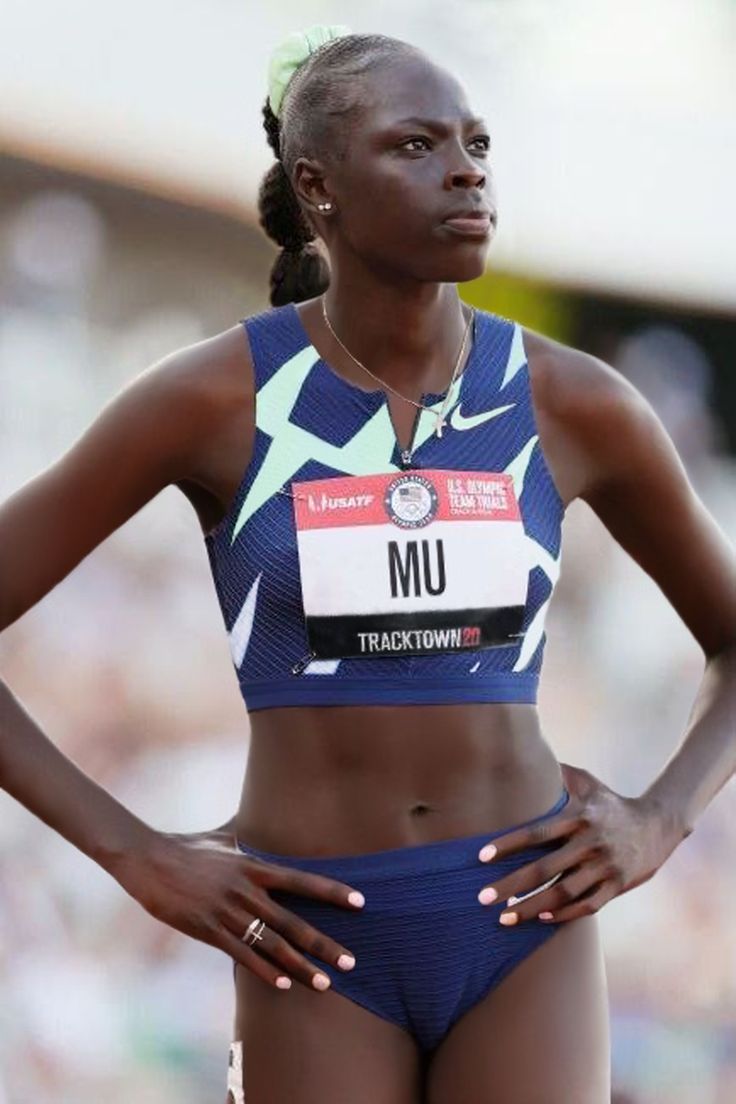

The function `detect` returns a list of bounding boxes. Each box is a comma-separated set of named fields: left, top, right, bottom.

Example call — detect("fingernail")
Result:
left=539, top=911, right=554, bottom=921
left=478, top=844, right=497, bottom=862
left=337, top=954, right=356, bottom=971
left=500, top=911, right=518, bottom=925
left=275, top=976, right=292, bottom=989
left=478, top=887, right=498, bottom=905
left=313, top=973, right=331, bottom=990
left=348, top=891, right=365, bottom=908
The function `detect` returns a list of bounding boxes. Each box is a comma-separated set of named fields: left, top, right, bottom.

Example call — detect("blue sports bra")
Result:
left=204, top=302, right=565, bottom=712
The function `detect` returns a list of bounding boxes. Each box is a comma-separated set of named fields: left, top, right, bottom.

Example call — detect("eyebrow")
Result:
left=388, top=115, right=488, bottom=131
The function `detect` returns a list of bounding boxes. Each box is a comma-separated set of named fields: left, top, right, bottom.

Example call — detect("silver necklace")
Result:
left=320, top=297, right=475, bottom=463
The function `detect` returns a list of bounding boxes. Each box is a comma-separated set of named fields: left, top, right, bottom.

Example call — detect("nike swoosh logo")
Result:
left=450, top=402, right=516, bottom=430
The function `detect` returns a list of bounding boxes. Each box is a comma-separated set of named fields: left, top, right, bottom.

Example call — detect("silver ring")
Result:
left=507, top=870, right=564, bottom=907
left=242, top=917, right=266, bottom=946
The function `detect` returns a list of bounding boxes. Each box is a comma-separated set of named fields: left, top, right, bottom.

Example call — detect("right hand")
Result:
left=112, top=827, right=365, bottom=992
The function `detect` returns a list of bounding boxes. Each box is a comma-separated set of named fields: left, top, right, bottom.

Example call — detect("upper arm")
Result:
left=0, top=335, right=240, bottom=632
left=557, top=350, right=736, bottom=660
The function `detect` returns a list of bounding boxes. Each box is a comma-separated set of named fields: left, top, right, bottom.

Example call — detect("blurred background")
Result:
left=0, top=0, right=735, bottom=1101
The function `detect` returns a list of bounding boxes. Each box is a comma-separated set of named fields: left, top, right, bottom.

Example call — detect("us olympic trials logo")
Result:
left=384, top=474, right=439, bottom=529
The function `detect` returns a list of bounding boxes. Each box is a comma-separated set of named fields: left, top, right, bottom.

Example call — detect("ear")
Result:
left=292, top=156, right=332, bottom=212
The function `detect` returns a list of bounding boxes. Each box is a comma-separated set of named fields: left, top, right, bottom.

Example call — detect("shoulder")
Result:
left=519, top=323, right=663, bottom=507
left=519, top=323, right=736, bottom=660
left=520, top=324, right=645, bottom=434
left=149, top=321, right=254, bottom=423
left=141, top=320, right=256, bottom=487
left=0, top=319, right=257, bottom=627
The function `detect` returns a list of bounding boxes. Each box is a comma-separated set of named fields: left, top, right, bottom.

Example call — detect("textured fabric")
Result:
left=203, top=302, right=565, bottom=712
left=235, top=787, right=570, bottom=1055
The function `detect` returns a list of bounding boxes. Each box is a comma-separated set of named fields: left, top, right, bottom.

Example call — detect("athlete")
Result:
left=1, top=24, right=735, bottom=1104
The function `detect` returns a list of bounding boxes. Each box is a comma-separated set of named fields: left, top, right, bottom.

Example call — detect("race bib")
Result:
left=292, top=469, right=529, bottom=660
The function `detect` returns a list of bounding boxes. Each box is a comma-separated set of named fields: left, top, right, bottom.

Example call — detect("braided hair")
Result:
left=257, top=32, right=418, bottom=306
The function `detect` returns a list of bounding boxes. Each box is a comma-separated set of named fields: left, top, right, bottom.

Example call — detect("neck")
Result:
left=319, top=276, right=473, bottom=397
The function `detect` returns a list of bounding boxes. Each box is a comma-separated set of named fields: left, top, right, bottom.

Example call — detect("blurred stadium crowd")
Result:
left=0, top=171, right=735, bottom=1104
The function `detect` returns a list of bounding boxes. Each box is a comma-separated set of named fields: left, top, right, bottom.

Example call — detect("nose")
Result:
left=446, top=162, right=486, bottom=190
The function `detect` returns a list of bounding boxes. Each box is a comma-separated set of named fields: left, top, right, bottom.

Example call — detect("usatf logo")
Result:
left=383, top=474, right=439, bottom=529
left=307, top=492, right=374, bottom=513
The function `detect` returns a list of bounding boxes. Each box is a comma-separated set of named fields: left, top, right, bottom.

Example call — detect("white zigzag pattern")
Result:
left=228, top=572, right=261, bottom=668
left=503, top=324, right=562, bottom=672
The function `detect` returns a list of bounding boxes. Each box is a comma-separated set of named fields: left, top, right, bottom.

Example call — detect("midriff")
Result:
left=234, top=701, right=563, bottom=857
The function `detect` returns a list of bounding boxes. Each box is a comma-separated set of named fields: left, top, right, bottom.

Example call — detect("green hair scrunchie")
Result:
left=267, top=23, right=353, bottom=119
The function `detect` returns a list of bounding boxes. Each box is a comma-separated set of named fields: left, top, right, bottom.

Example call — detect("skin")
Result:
left=1, top=47, right=735, bottom=1104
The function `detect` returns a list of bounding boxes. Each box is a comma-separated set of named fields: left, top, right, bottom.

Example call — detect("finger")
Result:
left=216, top=924, right=295, bottom=991
left=501, top=863, right=609, bottom=926
left=227, top=884, right=358, bottom=973
left=478, top=812, right=583, bottom=863
left=537, top=879, right=616, bottom=923
left=478, top=830, right=600, bottom=906
left=225, top=913, right=337, bottom=992
left=264, top=898, right=357, bottom=973
left=245, top=858, right=365, bottom=910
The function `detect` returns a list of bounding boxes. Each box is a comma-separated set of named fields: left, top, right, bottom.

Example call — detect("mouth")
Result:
left=441, top=208, right=496, bottom=238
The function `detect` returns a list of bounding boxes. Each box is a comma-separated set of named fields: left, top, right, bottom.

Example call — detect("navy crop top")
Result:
left=203, top=302, right=565, bottom=712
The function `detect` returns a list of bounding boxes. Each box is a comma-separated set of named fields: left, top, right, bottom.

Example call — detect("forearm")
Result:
left=640, top=642, right=736, bottom=837
left=0, top=678, right=157, bottom=875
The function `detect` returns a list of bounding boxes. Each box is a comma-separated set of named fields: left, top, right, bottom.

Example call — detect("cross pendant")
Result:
left=252, top=928, right=264, bottom=943
left=434, top=414, right=446, bottom=438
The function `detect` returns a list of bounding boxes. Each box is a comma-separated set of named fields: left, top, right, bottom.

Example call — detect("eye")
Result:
left=399, top=134, right=492, bottom=154
left=400, top=136, right=432, bottom=152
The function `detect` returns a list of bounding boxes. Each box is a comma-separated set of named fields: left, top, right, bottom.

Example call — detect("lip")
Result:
left=442, top=213, right=494, bottom=237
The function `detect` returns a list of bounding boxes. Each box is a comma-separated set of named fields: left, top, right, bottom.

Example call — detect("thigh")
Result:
left=226, top=961, right=424, bottom=1104
left=425, top=915, right=610, bottom=1104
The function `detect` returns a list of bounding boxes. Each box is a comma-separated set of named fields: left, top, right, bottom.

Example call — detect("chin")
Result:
left=429, top=252, right=491, bottom=283
left=454, top=256, right=490, bottom=282
left=424, top=235, right=494, bottom=283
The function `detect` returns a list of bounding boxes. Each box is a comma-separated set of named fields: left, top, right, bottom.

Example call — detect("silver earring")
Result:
left=317, top=201, right=333, bottom=211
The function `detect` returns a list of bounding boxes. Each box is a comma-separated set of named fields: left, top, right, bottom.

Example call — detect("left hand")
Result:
left=477, top=762, right=687, bottom=925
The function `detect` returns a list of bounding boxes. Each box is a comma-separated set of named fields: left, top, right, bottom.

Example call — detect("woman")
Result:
left=1, top=24, right=734, bottom=1104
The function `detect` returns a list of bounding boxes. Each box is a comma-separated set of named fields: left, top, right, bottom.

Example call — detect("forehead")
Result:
left=359, top=53, right=480, bottom=130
